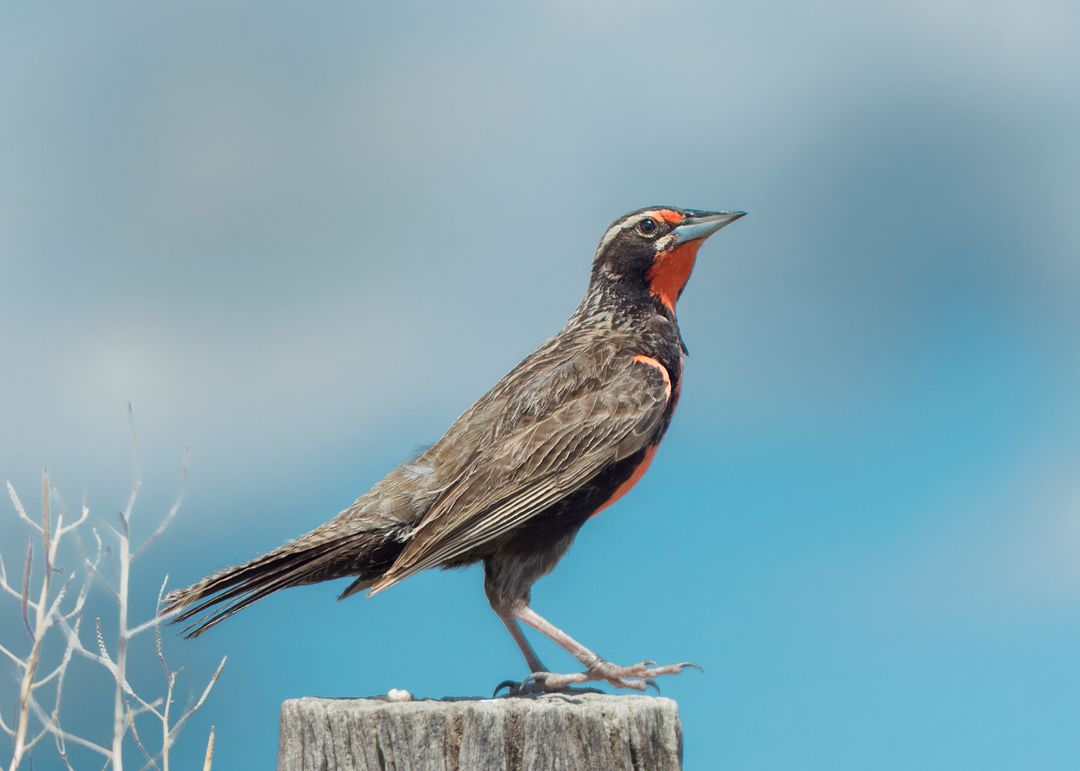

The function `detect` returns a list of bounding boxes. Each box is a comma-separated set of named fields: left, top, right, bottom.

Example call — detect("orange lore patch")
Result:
left=647, top=240, right=703, bottom=311
left=654, top=209, right=686, bottom=224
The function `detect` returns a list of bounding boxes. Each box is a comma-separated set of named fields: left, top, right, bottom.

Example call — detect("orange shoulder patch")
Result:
left=631, top=354, right=672, bottom=401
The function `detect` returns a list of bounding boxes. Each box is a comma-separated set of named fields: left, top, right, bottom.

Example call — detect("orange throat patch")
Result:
left=648, top=240, right=702, bottom=311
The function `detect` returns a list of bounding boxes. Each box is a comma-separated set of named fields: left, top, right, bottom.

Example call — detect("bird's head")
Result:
left=590, top=207, right=745, bottom=312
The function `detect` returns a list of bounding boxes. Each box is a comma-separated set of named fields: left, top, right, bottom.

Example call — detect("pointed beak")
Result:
left=671, top=210, right=747, bottom=245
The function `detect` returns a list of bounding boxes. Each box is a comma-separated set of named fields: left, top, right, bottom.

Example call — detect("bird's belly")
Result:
left=589, top=444, right=658, bottom=518
left=481, top=444, right=665, bottom=599
left=496, top=444, right=660, bottom=555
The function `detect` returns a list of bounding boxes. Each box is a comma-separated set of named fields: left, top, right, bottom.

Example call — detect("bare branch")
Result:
left=111, top=478, right=133, bottom=769
left=50, top=512, right=65, bottom=565
left=154, top=576, right=171, bottom=678
left=53, top=733, right=77, bottom=771
left=159, top=671, right=177, bottom=770
left=101, top=519, right=126, bottom=548
left=94, top=618, right=118, bottom=675
left=121, top=402, right=142, bottom=533
left=42, top=471, right=53, bottom=580
left=134, top=449, right=189, bottom=560
left=129, top=712, right=161, bottom=771
left=34, top=615, right=80, bottom=690
left=56, top=614, right=110, bottom=670
left=61, top=561, right=98, bottom=623
left=25, top=723, right=49, bottom=752
left=124, top=690, right=165, bottom=723
left=45, top=615, right=76, bottom=764
left=3, top=445, right=225, bottom=770
left=6, top=481, right=42, bottom=534
left=57, top=503, right=90, bottom=539
left=85, top=557, right=121, bottom=604
left=86, top=618, right=165, bottom=719
left=202, top=726, right=215, bottom=771
left=126, top=695, right=165, bottom=722
left=41, top=569, right=77, bottom=630
left=48, top=485, right=71, bottom=530
left=0, top=640, right=25, bottom=668
left=128, top=608, right=179, bottom=640
left=21, top=538, right=33, bottom=639
left=169, top=656, right=227, bottom=742
left=0, top=708, right=15, bottom=737
left=26, top=694, right=112, bottom=759
left=0, top=553, right=27, bottom=604
left=57, top=615, right=164, bottom=716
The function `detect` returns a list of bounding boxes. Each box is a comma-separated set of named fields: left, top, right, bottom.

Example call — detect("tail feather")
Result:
left=162, top=523, right=405, bottom=637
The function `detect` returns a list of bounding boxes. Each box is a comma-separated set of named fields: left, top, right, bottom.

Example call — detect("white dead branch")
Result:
left=2, top=409, right=224, bottom=770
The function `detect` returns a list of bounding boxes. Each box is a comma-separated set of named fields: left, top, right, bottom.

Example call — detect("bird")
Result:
left=163, top=206, right=745, bottom=692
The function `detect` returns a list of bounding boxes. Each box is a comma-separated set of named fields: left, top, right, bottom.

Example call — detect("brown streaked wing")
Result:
left=366, top=356, right=671, bottom=594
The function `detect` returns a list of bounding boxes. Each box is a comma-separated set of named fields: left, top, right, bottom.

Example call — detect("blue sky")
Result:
left=2, top=1, right=1079, bottom=768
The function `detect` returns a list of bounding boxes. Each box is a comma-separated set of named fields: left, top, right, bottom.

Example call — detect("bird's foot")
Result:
left=492, top=678, right=605, bottom=697
left=522, top=659, right=701, bottom=693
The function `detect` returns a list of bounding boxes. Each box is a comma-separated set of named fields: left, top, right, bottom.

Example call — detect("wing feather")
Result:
left=367, top=356, right=670, bottom=594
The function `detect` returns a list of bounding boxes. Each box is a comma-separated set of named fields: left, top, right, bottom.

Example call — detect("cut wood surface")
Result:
left=278, top=693, right=682, bottom=770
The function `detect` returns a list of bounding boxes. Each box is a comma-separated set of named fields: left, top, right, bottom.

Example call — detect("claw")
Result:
left=499, top=656, right=697, bottom=695
left=523, top=671, right=551, bottom=686
left=494, top=673, right=605, bottom=697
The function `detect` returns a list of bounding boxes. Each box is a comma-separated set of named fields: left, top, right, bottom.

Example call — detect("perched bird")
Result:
left=164, top=206, right=745, bottom=691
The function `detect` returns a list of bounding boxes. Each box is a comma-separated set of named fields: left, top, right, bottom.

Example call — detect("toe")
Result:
left=612, top=677, right=648, bottom=692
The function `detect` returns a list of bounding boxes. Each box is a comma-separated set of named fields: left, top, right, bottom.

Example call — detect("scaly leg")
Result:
left=514, top=604, right=700, bottom=692
left=493, top=605, right=583, bottom=696
left=495, top=605, right=548, bottom=674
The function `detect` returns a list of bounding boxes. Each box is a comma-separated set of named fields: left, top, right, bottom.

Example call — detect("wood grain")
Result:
left=278, top=693, right=682, bottom=770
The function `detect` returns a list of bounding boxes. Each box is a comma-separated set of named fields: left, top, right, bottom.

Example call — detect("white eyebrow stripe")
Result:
left=593, top=210, right=660, bottom=257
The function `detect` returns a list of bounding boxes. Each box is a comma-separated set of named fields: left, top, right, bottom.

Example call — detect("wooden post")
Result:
left=278, top=693, right=682, bottom=770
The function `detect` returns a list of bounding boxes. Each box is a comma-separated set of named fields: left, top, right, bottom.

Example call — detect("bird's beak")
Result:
left=671, top=210, right=747, bottom=245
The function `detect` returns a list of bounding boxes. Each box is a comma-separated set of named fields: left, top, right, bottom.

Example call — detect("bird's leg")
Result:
left=491, top=605, right=604, bottom=696
left=496, top=605, right=548, bottom=674
left=514, top=604, right=700, bottom=691
left=492, top=603, right=580, bottom=696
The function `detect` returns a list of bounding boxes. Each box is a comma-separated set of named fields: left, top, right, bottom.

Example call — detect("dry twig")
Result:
left=2, top=415, right=225, bottom=770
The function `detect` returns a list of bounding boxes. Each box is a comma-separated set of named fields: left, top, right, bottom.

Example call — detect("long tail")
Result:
left=162, top=520, right=406, bottom=638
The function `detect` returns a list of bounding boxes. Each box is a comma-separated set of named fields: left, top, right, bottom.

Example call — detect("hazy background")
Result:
left=2, top=1, right=1079, bottom=768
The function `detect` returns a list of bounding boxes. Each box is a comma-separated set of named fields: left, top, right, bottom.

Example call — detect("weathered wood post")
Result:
left=278, top=693, right=682, bottom=770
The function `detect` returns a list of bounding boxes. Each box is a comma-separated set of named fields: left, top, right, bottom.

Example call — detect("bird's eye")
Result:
left=637, top=217, right=659, bottom=237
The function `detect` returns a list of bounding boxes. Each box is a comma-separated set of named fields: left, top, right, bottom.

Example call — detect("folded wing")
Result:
left=367, top=355, right=671, bottom=594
